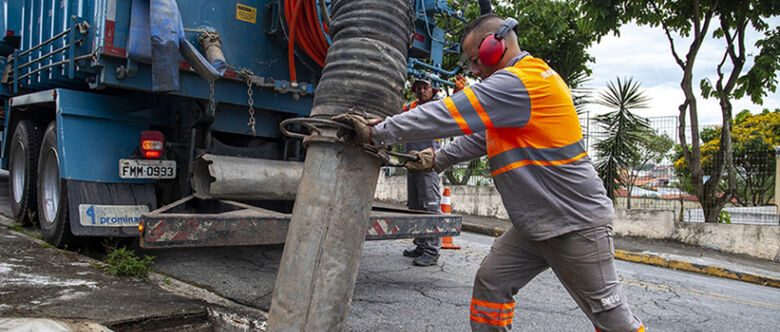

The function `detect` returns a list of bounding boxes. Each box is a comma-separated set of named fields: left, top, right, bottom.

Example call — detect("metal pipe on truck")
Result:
left=266, top=0, right=412, bottom=330
left=191, top=154, right=303, bottom=201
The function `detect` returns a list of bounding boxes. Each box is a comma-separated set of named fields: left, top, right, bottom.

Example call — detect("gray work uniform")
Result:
left=372, top=53, right=644, bottom=331
left=403, top=100, right=442, bottom=256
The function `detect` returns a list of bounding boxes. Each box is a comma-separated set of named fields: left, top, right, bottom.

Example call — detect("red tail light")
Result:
left=140, top=130, right=164, bottom=159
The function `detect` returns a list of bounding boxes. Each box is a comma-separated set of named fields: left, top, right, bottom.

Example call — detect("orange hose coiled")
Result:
left=284, top=0, right=330, bottom=82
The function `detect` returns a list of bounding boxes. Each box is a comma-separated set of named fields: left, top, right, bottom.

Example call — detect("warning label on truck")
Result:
left=236, top=3, right=257, bottom=24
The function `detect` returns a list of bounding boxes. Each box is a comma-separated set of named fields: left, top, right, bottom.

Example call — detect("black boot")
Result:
left=403, top=246, right=425, bottom=257
left=413, top=252, right=439, bottom=266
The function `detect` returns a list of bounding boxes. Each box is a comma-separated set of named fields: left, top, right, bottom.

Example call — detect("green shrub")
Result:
left=101, top=246, right=155, bottom=280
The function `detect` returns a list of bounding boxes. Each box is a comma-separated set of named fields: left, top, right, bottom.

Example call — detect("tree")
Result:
left=624, top=130, right=675, bottom=209
left=728, top=111, right=779, bottom=205
left=673, top=110, right=780, bottom=207
left=593, top=77, right=652, bottom=201
left=580, top=0, right=780, bottom=222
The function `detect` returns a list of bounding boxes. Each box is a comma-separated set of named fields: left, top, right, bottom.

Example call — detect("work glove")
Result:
left=453, top=74, right=466, bottom=93
left=331, top=111, right=381, bottom=146
left=404, top=148, right=435, bottom=173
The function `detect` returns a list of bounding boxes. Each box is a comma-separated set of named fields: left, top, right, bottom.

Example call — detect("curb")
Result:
left=614, top=250, right=780, bottom=289
left=461, top=221, right=780, bottom=289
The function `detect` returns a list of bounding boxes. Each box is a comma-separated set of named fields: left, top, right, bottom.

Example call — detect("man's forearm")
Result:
left=372, top=98, right=470, bottom=146
left=433, top=132, right=487, bottom=173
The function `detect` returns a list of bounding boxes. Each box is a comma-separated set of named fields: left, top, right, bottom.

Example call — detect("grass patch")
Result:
left=7, top=223, right=44, bottom=240
left=38, top=242, right=55, bottom=249
left=97, top=244, right=155, bottom=280
left=26, top=210, right=37, bottom=223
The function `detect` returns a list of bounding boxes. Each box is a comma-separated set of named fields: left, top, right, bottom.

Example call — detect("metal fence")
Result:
left=433, top=113, right=779, bottom=224
left=582, top=114, right=778, bottom=224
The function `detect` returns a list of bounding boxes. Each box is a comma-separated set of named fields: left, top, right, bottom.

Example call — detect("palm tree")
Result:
left=593, top=77, right=651, bottom=202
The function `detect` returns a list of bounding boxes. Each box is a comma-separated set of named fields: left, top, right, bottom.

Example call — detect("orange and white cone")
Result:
left=440, top=187, right=461, bottom=249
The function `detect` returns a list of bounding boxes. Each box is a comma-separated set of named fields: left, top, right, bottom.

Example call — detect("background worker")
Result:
left=335, top=14, right=644, bottom=332
left=401, top=75, right=466, bottom=266
left=401, top=77, right=442, bottom=266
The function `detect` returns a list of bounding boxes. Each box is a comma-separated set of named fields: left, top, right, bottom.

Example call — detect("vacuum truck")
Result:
left=0, top=0, right=467, bottom=248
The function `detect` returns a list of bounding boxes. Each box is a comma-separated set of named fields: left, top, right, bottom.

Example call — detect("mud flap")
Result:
left=67, top=180, right=156, bottom=237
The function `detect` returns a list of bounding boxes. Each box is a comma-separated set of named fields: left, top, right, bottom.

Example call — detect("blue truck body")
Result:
left=0, top=0, right=463, bottom=246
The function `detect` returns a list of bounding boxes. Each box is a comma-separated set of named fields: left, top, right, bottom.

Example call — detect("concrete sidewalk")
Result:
left=0, top=218, right=267, bottom=331
left=458, top=212, right=780, bottom=288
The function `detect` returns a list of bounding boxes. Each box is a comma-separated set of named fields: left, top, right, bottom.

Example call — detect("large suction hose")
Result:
left=310, top=0, right=412, bottom=118
left=267, top=0, right=412, bottom=331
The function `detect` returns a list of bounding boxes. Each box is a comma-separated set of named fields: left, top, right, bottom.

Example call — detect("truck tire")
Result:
left=8, top=120, right=42, bottom=225
left=37, top=122, right=75, bottom=248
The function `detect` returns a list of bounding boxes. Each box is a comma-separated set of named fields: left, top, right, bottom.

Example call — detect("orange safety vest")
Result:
left=402, top=100, right=420, bottom=112
left=487, top=57, right=585, bottom=176
left=440, top=56, right=585, bottom=177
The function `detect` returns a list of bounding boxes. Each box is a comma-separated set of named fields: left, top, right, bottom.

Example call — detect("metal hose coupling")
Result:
left=279, top=116, right=418, bottom=167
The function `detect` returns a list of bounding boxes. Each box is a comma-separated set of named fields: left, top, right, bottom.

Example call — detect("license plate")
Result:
left=78, top=204, right=149, bottom=227
left=119, top=159, right=176, bottom=179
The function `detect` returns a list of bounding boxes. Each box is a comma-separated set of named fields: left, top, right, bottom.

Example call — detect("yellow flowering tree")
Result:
left=731, top=110, right=780, bottom=205
left=674, top=109, right=780, bottom=207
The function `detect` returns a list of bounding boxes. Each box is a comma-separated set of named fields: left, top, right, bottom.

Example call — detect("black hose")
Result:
left=478, top=0, right=492, bottom=14
left=310, top=0, right=412, bottom=118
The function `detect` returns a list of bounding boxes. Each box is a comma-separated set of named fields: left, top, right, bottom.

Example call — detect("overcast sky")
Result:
left=585, top=19, right=780, bottom=126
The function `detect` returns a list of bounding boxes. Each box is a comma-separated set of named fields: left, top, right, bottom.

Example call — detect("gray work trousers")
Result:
left=470, top=225, right=643, bottom=332
left=407, top=170, right=441, bottom=255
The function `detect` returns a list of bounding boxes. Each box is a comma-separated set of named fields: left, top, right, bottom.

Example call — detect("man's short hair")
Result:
left=461, top=13, right=503, bottom=45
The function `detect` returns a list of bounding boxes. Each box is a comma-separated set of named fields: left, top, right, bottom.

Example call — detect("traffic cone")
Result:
left=440, top=187, right=461, bottom=249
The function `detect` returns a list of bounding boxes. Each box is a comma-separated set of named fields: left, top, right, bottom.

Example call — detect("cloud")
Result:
left=586, top=84, right=779, bottom=126
left=586, top=21, right=780, bottom=124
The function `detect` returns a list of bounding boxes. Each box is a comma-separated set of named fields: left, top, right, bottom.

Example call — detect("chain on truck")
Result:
left=0, top=0, right=472, bottom=249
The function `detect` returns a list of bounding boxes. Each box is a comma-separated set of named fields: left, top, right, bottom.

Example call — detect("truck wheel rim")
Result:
left=11, top=143, right=24, bottom=204
left=42, top=148, right=60, bottom=224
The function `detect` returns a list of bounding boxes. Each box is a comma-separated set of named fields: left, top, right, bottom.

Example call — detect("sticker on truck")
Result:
left=236, top=3, right=257, bottom=24
left=119, top=159, right=176, bottom=179
left=78, top=204, right=149, bottom=227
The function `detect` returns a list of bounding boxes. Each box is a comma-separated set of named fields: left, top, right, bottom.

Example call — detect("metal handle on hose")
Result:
left=279, top=117, right=418, bottom=167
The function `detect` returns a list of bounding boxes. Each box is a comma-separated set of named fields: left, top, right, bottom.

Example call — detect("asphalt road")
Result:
left=145, top=231, right=780, bottom=331
left=0, top=170, right=778, bottom=331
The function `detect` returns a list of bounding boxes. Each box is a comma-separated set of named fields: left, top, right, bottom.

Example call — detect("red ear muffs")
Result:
left=476, top=18, right=519, bottom=67
left=478, top=36, right=506, bottom=66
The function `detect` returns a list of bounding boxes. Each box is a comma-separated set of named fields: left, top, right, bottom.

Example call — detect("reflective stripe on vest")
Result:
left=489, top=139, right=587, bottom=175
left=442, top=86, right=494, bottom=135
left=487, top=56, right=585, bottom=176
